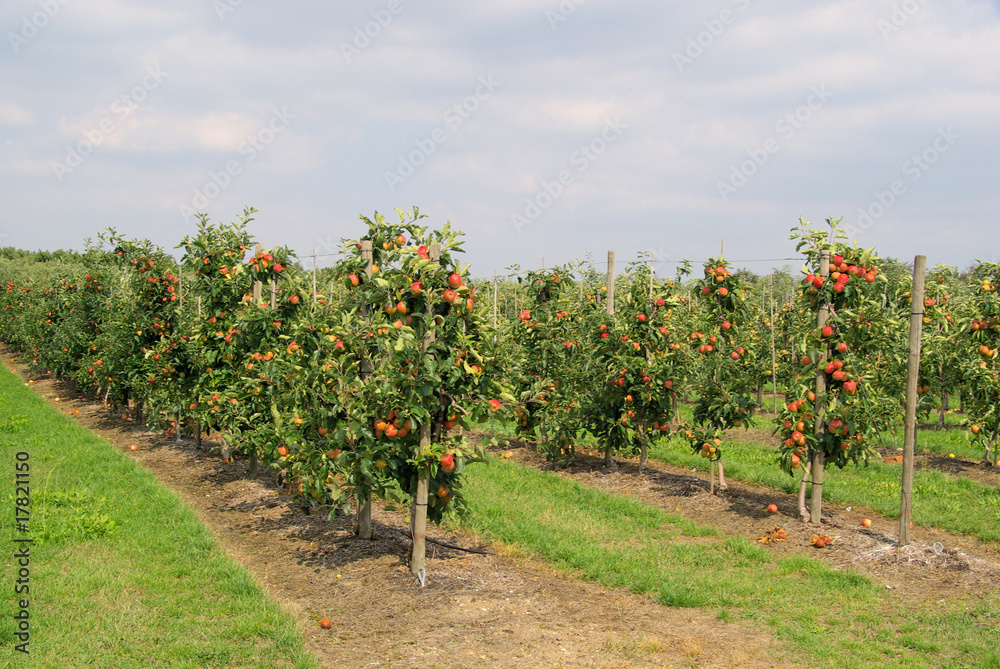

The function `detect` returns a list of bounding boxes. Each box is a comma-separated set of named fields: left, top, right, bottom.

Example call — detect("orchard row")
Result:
left=1, top=214, right=998, bottom=532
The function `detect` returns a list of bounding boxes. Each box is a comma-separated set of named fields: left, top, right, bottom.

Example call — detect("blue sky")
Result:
left=2, top=0, right=998, bottom=277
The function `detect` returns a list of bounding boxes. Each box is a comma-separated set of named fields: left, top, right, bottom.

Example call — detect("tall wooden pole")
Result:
left=411, top=242, right=442, bottom=578
left=900, top=255, right=926, bottom=546
left=809, top=250, right=831, bottom=523
left=649, top=252, right=655, bottom=299
left=606, top=251, right=616, bottom=316
left=253, top=244, right=263, bottom=303
left=770, top=274, right=778, bottom=415
left=312, top=249, right=317, bottom=305
left=357, top=240, right=374, bottom=540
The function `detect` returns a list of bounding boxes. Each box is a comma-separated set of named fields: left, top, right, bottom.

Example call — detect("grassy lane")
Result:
left=647, top=434, right=1000, bottom=544
left=0, top=365, right=318, bottom=668
left=460, top=456, right=1000, bottom=669
left=490, top=408, right=1000, bottom=543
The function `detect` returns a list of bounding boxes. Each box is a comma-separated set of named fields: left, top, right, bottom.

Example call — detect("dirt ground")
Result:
left=6, top=354, right=1000, bottom=668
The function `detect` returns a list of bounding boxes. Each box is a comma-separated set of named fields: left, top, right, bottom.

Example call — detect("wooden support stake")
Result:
left=357, top=240, right=375, bottom=540
left=770, top=275, right=778, bottom=415
left=900, top=255, right=926, bottom=546
left=809, top=250, right=831, bottom=523
left=411, top=242, right=441, bottom=578
left=649, top=252, right=655, bottom=299
left=253, top=244, right=263, bottom=303
left=312, top=249, right=317, bottom=305
left=606, top=251, right=615, bottom=316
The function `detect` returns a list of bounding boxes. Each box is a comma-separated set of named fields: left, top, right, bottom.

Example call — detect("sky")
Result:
left=1, top=0, right=998, bottom=279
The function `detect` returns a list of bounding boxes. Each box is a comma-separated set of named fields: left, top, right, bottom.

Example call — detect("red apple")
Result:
left=448, top=273, right=463, bottom=289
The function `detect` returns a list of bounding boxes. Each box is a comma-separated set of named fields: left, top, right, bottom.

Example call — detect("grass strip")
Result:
left=461, top=456, right=1000, bottom=668
left=0, top=365, right=318, bottom=668
left=647, top=434, right=1000, bottom=544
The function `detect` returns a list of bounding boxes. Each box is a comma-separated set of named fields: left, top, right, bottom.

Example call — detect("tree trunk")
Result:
left=357, top=491, right=373, bottom=539
left=810, top=450, right=825, bottom=523
left=797, top=461, right=811, bottom=522
left=603, top=441, right=616, bottom=468
left=410, top=469, right=429, bottom=576
left=716, top=459, right=727, bottom=490
left=938, top=393, right=947, bottom=428
left=247, top=451, right=258, bottom=476
left=638, top=426, right=648, bottom=472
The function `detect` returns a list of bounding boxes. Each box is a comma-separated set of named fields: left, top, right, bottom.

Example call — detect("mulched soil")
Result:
left=6, top=353, right=1000, bottom=668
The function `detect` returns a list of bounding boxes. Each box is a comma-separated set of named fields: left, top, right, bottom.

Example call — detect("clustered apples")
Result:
left=683, top=258, right=756, bottom=463
left=962, top=264, right=1000, bottom=463
left=776, top=233, right=886, bottom=477
left=802, top=252, right=878, bottom=296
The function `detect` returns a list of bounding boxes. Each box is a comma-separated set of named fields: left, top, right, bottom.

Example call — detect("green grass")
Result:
left=646, top=433, right=1000, bottom=543
left=461, top=456, right=1000, bottom=668
left=0, top=366, right=318, bottom=668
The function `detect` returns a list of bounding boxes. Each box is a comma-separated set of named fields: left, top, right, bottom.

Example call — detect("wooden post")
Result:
left=809, top=250, right=831, bottom=523
left=770, top=274, right=778, bottom=416
left=269, top=282, right=276, bottom=309
left=312, top=249, right=317, bottom=305
left=253, top=244, right=263, bottom=303
left=357, top=240, right=375, bottom=540
left=900, top=255, right=926, bottom=546
left=411, top=243, right=441, bottom=578
left=649, top=252, right=655, bottom=300
left=197, top=296, right=202, bottom=317
left=606, top=251, right=615, bottom=316
left=492, top=270, right=498, bottom=332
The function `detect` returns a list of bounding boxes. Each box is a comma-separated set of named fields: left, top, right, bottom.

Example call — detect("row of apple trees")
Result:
left=479, top=217, right=998, bottom=517
left=0, top=208, right=506, bottom=570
